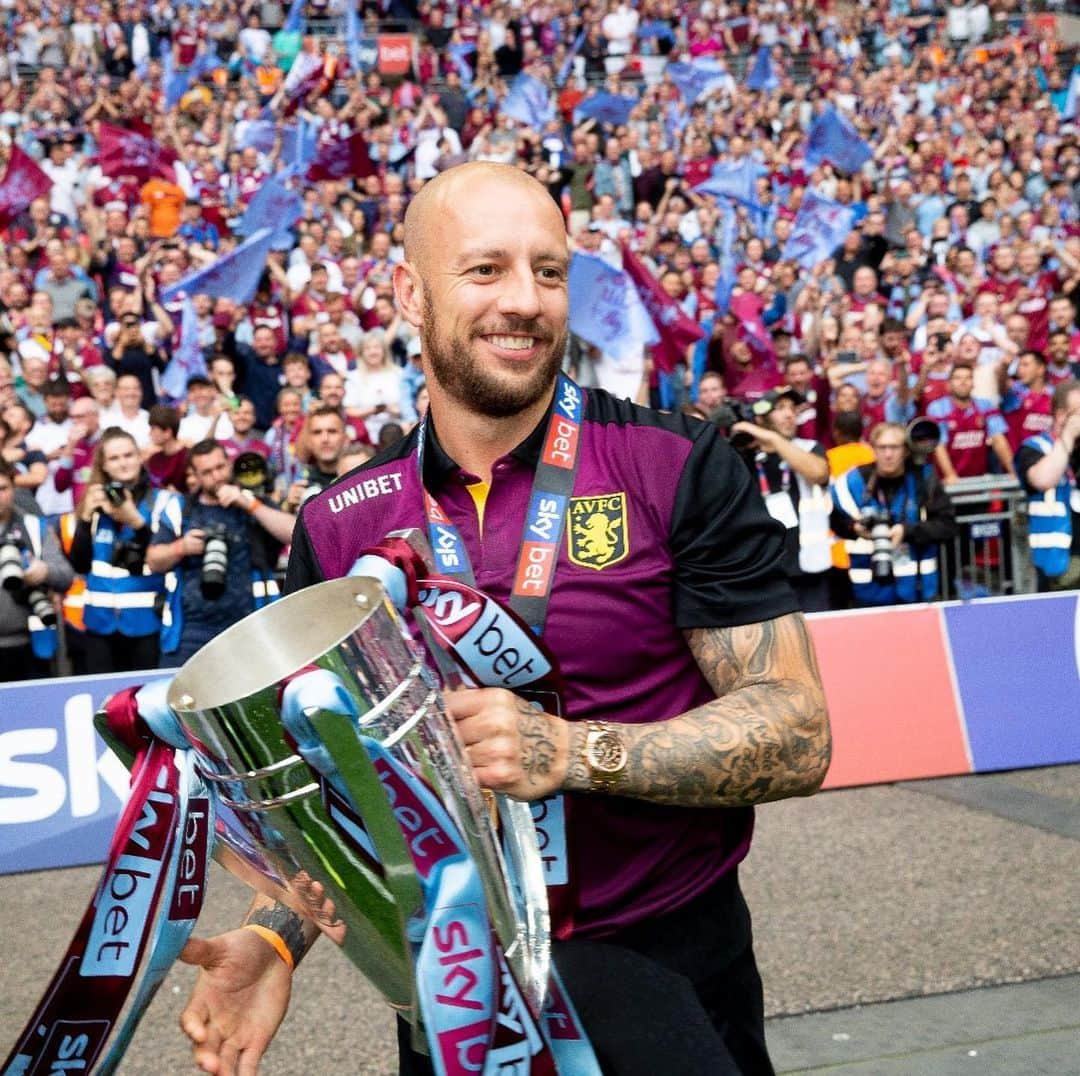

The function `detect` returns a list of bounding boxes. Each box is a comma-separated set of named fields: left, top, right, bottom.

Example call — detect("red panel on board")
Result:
left=808, top=607, right=971, bottom=789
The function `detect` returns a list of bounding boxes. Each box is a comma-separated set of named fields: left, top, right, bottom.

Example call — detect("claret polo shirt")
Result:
left=288, top=387, right=798, bottom=940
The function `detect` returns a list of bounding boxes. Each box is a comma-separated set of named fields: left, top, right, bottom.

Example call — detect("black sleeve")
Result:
left=283, top=510, right=326, bottom=596
left=669, top=421, right=799, bottom=629
left=905, top=472, right=957, bottom=546
left=1015, top=444, right=1042, bottom=494
left=69, top=517, right=95, bottom=574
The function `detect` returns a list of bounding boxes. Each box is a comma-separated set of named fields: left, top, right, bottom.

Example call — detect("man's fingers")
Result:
left=237, top=1045, right=264, bottom=1076
left=180, top=1002, right=210, bottom=1044
left=218, top=1040, right=240, bottom=1076
left=179, top=936, right=217, bottom=967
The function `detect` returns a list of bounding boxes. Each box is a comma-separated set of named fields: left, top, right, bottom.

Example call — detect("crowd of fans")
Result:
left=1, top=0, right=1079, bottom=681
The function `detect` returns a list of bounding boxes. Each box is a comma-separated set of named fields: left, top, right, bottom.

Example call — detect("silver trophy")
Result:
left=164, top=571, right=551, bottom=1050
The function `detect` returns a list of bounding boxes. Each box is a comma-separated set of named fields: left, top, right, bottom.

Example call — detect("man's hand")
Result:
left=214, top=483, right=250, bottom=511
left=447, top=688, right=570, bottom=801
left=179, top=929, right=292, bottom=1076
left=179, top=528, right=207, bottom=557
left=22, top=558, right=49, bottom=587
left=729, top=421, right=778, bottom=451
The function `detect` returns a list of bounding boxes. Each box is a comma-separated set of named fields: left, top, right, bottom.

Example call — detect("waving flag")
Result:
left=715, top=201, right=738, bottom=316
left=637, top=21, right=675, bottom=42
left=746, top=48, right=779, bottom=92
left=0, top=146, right=53, bottom=228
left=235, top=119, right=277, bottom=153
left=781, top=189, right=855, bottom=270
left=305, top=131, right=374, bottom=182
left=666, top=59, right=731, bottom=105
left=344, top=0, right=365, bottom=73
left=281, top=119, right=319, bottom=170
left=805, top=107, right=872, bottom=175
left=569, top=253, right=658, bottom=361
left=573, top=92, right=638, bottom=127
left=161, top=41, right=191, bottom=109
left=556, top=28, right=586, bottom=87
left=281, top=51, right=325, bottom=114
left=1063, top=66, right=1080, bottom=120
left=621, top=244, right=705, bottom=373
left=447, top=42, right=475, bottom=87
left=282, top=0, right=305, bottom=35
left=500, top=73, right=555, bottom=129
left=161, top=228, right=275, bottom=306
left=98, top=123, right=177, bottom=182
left=238, top=173, right=303, bottom=247
left=161, top=297, right=208, bottom=401
left=694, top=158, right=763, bottom=209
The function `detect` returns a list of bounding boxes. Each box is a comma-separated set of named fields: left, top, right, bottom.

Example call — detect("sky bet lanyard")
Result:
left=417, top=373, right=585, bottom=637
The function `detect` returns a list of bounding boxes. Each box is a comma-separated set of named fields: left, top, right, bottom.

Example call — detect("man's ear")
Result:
left=393, top=262, right=424, bottom=330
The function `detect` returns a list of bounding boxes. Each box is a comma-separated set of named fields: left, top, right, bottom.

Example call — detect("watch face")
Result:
left=590, top=730, right=627, bottom=774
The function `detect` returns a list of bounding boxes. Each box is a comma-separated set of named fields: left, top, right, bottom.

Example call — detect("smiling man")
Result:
left=178, top=163, right=831, bottom=1076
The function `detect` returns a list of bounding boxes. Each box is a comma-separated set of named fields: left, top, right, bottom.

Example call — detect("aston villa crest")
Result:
left=568, top=493, right=629, bottom=570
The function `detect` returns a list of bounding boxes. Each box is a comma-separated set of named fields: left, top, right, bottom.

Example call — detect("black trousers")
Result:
left=0, top=643, right=49, bottom=682
left=398, top=870, right=774, bottom=1076
left=83, top=630, right=161, bottom=675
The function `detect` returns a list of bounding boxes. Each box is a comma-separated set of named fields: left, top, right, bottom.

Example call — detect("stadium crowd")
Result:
left=0, top=0, right=1079, bottom=680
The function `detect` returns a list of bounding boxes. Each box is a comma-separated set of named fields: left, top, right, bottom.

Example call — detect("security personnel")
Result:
left=67, top=428, right=179, bottom=673
left=147, top=440, right=296, bottom=665
left=831, top=421, right=958, bottom=606
left=0, top=460, right=73, bottom=680
left=1016, top=380, right=1080, bottom=591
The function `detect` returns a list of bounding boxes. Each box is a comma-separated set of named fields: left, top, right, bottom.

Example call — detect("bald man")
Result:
left=179, top=164, right=830, bottom=1075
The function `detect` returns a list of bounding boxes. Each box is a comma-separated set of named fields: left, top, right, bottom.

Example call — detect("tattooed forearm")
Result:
left=610, top=613, right=830, bottom=808
left=516, top=698, right=559, bottom=787
left=243, top=893, right=321, bottom=967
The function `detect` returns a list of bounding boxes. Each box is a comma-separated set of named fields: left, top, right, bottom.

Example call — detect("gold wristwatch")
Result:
left=582, top=721, right=628, bottom=793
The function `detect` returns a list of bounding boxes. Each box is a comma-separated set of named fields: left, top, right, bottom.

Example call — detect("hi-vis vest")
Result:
left=20, top=515, right=58, bottom=661
left=1022, top=433, right=1078, bottom=579
left=832, top=464, right=941, bottom=605
left=57, top=513, right=86, bottom=633
left=83, top=490, right=179, bottom=639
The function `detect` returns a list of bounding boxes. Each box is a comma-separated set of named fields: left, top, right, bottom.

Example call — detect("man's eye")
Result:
left=470, top=265, right=496, bottom=277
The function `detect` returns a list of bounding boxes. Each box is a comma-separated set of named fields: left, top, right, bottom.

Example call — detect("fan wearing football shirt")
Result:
left=1001, top=350, right=1055, bottom=454
left=928, top=364, right=1014, bottom=481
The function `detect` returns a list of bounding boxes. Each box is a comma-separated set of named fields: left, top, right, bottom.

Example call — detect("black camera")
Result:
left=712, top=400, right=762, bottom=451
left=200, top=523, right=230, bottom=600
left=111, top=538, right=147, bottom=574
left=861, top=505, right=895, bottom=584
left=0, top=535, right=26, bottom=592
left=23, top=585, right=57, bottom=626
left=104, top=480, right=127, bottom=508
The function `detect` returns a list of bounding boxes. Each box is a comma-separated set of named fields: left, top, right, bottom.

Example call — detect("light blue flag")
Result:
left=448, top=42, right=475, bottom=87
left=281, top=119, right=318, bottom=170
left=568, top=252, right=658, bottom=361
left=694, top=159, right=763, bottom=210
left=161, top=297, right=208, bottom=401
left=746, top=47, right=779, bottom=92
left=1063, top=66, right=1080, bottom=119
left=780, top=189, right=855, bottom=270
left=637, top=21, right=675, bottom=42
left=556, top=28, right=586, bottom=87
left=714, top=202, right=738, bottom=316
left=500, top=73, right=555, bottom=130
left=238, top=174, right=303, bottom=248
left=161, top=228, right=275, bottom=306
left=666, top=59, right=730, bottom=105
left=344, top=0, right=364, bottom=72
left=235, top=119, right=277, bottom=153
left=282, top=0, right=305, bottom=35
left=805, top=107, right=872, bottom=174
left=573, top=92, right=637, bottom=127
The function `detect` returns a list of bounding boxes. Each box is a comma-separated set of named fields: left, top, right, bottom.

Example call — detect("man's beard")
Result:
left=422, top=292, right=567, bottom=419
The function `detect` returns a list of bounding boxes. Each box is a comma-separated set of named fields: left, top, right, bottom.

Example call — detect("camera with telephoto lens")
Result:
left=0, top=535, right=24, bottom=592
left=0, top=530, right=57, bottom=625
left=712, top=400, right=764, bottom=451
left=200, top=523, right=230, bottom=600
left=861, top=505, right=896, bottom=584
left=104, top=480, right=127, bottom=508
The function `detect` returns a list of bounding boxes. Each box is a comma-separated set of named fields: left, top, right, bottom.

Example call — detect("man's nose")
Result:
left=495, top=266, right=542, bottom=320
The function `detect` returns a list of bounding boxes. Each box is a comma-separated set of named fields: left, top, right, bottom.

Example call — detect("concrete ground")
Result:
left=1, top=765, right=1077, bottom=1074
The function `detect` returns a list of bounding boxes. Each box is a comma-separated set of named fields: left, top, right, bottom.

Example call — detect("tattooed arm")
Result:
left=563, top=612, right=831, bottom=806
left=450, top=612, right=830, bottom=808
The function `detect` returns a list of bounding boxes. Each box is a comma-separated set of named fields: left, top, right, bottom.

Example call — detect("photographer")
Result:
left=0, top=460, right=72, bottom=681
left=831, top=422, right=958, bottom=607
left=67, top=428, right=180, bottom=674
left=147, top=440, right=296, bottom=665
left=730, top=387, right=833, bottom=612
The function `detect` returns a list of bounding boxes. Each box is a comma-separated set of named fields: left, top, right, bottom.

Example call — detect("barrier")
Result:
left=1, top=591, right=1077, bottom=875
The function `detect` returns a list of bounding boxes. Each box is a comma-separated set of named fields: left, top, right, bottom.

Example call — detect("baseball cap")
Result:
left=757, top=386, right=805, bottom=414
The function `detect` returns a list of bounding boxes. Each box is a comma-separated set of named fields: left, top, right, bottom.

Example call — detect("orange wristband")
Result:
left=242, top=924, right=295, bottom=970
